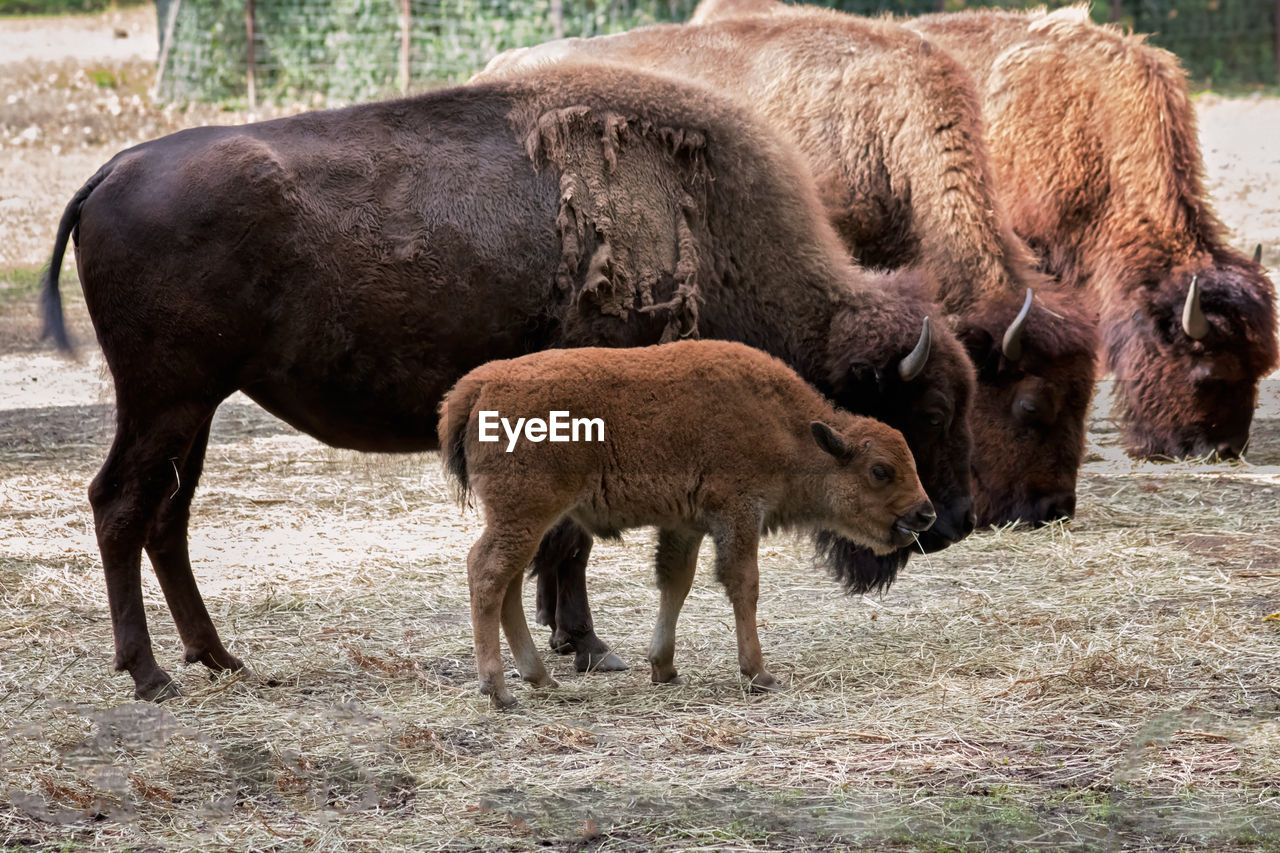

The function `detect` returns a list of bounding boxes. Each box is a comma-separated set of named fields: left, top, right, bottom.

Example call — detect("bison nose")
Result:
left=1214, top=439, right=1245, bottom=459
left=1033, top=492, right=1076, bottom=523
left=896, top=502, right=936, bottom=534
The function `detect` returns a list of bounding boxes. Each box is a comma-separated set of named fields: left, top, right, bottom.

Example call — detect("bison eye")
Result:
left=871, top=464, right=891, bottom=483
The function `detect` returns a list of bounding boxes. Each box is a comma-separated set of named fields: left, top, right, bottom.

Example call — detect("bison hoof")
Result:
left=184, top=647, right=245, bottom=672
left=575, top=650, right=628, bottom=673
left=548, top=630, right=574, bottom=655
left=135, top=673, right=182, bottom=703
left=747, top=672, right=782, bottom=694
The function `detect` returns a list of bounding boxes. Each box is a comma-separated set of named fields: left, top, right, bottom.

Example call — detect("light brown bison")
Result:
left=39, top=63, right=974, bottom=700
left=907, top=6, right=1279, bottom=459
left=478, top=9, right=1099, bottom=527
left=439, top=340, right=935, bottom=708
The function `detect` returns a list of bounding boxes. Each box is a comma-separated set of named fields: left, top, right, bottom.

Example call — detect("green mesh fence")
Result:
left=156, top=0, right=1278, bottom=103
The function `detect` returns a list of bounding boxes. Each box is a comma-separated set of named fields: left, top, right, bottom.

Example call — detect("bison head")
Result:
left=824, top=294, right=976, bottom=562
left=1105, top=250, right=1278, bottom=460
left=955, top=288, right=1098, bottom=527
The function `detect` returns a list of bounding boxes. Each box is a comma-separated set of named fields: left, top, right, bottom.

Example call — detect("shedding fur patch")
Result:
left=523, top=105, right=709, bottom=341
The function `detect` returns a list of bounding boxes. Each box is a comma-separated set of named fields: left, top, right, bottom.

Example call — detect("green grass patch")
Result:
left=0, top=268, right=45, bottom=304
left=0, top=0, right=147, bottom=16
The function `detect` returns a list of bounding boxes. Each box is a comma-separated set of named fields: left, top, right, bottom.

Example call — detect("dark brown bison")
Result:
left=439, top=340, right=934, bottom=708
left=40, top=63, right=975, bottom=700
left=906, top=7, right=1278, bottom=459
left=478, top=9, right=1098, bottom=527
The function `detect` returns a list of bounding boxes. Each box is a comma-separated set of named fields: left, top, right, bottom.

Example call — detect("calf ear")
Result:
left=811, top=421, right=855, bottom=463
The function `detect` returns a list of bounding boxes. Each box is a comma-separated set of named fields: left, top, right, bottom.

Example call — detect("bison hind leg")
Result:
left=90, top=395, right=225, bottom=701
left=144, top=417, right=244, bottom=678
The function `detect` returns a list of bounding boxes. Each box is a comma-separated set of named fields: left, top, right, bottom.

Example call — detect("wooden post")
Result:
left=1111, top=0, right=1122, bottom=24
left=400, top=0, right=411, bottom=94
left=245, top=0, right=256, bottom=110
left=551, top=0, right=564, bottom=40
left=152, top=0, right=182, bottom=100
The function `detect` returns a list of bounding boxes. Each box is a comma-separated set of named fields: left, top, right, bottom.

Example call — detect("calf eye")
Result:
left=871, top=464, right=891, bottom=482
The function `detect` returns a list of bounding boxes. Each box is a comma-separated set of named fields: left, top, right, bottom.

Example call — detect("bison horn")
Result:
left=1254, top=244, right=1263, bottom=265
left=1001, top=288, right=1033, bottom=362
left=898, top=316, right=931, bottom=382
left=1182, top=275, right=1209, bottom=340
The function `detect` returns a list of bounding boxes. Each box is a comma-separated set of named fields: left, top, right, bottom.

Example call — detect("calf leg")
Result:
left=532, top=519, right=626, bottom=672
left=648, top=529, right=703, bottom=685
left=500, top=573, right=557, bottom=689
left=712, top=519, right=780, bottom=693
left=144, top=419, right=242, bottom=675
left=468, top=525, right=544, bottom=709
left=91, top=401, right=220, bottom=701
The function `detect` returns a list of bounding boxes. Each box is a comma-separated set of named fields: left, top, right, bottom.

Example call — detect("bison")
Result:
left=439, top=340, right=935, bottom=708
left=905, top=6, right=1279, bottom=459
left=477, top=9, right=1099, bottom=527
left=39, top=63, right=975, bottom=700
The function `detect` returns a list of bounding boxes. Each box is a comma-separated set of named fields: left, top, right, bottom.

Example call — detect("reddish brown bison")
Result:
left=907, top=7, right=1279, bottom=459
left=40, top=63, right=975, bottom=700
left=439, top=340, right=934, bottom=708
left=479, top=9, right=1098, bottom=527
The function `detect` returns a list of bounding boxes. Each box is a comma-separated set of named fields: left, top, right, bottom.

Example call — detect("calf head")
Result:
left=810, top=418, right=935, bottom=556
left=1105, top=250, right=1278, bottom=459
left=955, top=289, right=1098, bottom=526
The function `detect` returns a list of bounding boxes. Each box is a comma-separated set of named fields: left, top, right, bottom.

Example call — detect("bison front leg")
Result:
left=532, top=519, right=626, bottom=672
left=712, top=519, right=780, bottom=694
left=468, top=526, right=543, bottom=710
left=648, top=529, right=703, bottom=685
left=90, top=400, right=220, bottom=701
left=144, top=419, right=243, bottom=678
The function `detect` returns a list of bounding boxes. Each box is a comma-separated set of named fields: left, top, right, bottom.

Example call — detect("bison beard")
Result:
left=813, top=530, right=913, bottom=595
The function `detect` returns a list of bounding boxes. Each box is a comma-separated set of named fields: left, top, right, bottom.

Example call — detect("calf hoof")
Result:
left=487, top=689, right=518, bottom=710
left=523, top=672, right=560, bottom=689
left=575, top=650, right=628, bottom=673
left=747, top=672, right=782, bottom=694
left=650, top=664, right=682, bottom=685
left=134, top=672, right=182, bottom=703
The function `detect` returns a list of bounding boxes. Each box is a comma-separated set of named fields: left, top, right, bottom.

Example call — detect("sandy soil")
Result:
left=2, top=11, right=1280, bottom=852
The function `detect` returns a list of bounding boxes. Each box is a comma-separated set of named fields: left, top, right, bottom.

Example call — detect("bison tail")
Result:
left=40, top=164, right=112, bottom=353
left=437, top=378, right=482, bottom=505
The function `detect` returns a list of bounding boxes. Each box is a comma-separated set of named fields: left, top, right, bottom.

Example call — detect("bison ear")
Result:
left=841, top=361, right=883, bottom=397
left=811, top=421, right=855, bottom=463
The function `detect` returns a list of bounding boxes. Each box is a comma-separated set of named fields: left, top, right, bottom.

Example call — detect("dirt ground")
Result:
left=2, top=10, right=1279, bottom=852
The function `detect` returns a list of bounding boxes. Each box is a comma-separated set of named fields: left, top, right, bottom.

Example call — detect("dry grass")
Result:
left=2, top=383, right=1279, bottom=850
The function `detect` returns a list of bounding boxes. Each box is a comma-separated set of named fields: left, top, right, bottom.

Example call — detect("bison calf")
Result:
left=439, top=341, right=935, bottom=708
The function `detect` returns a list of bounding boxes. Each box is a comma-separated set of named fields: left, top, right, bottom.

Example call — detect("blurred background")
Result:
left=2, top=0, right=1274, bottom=104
